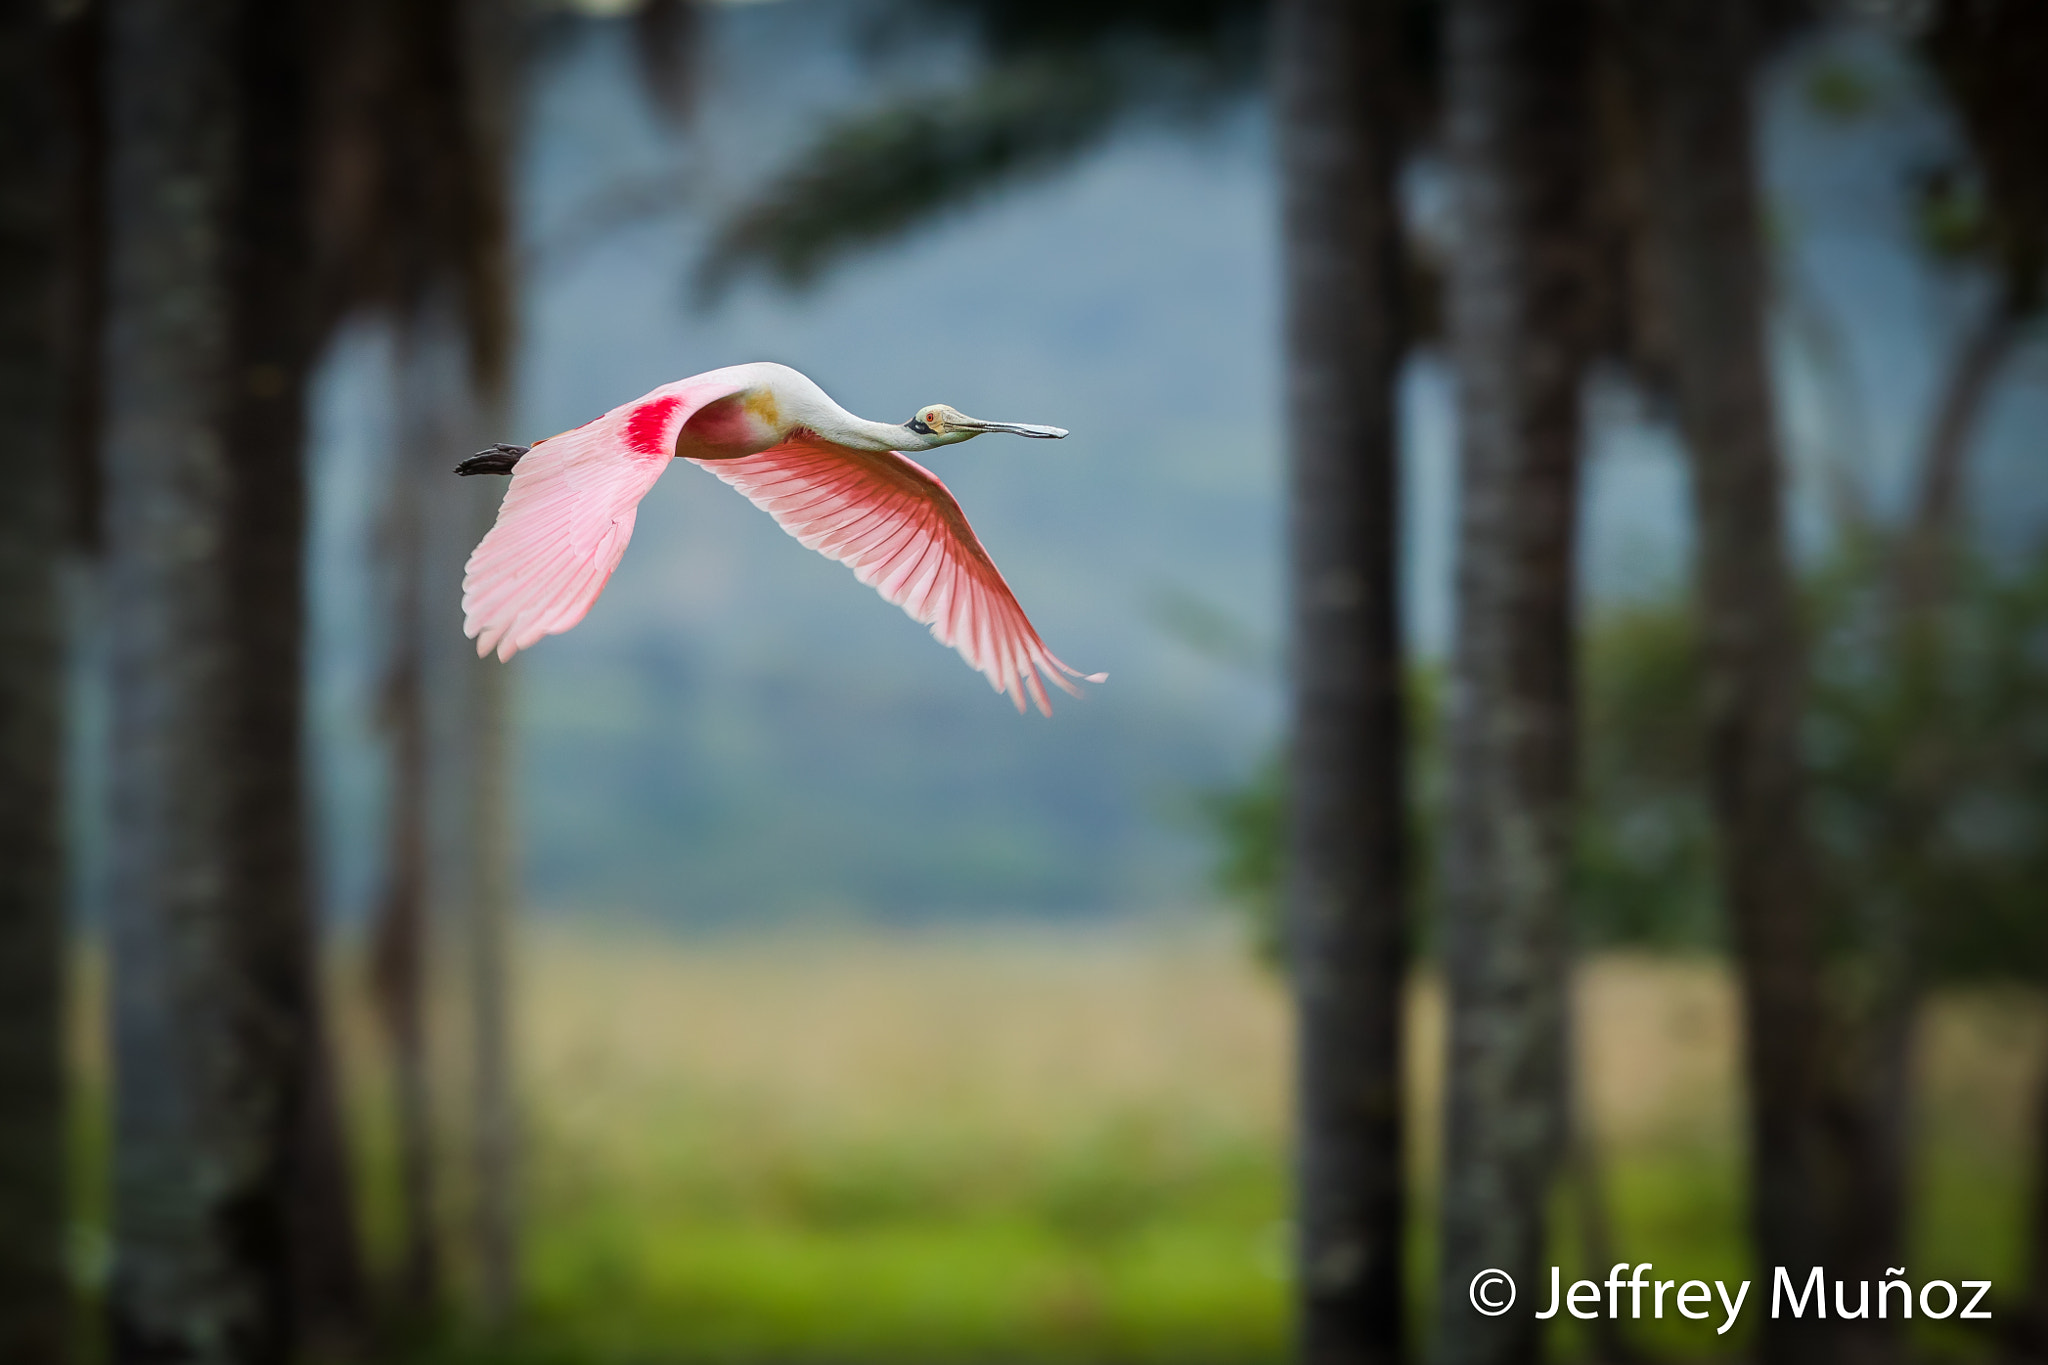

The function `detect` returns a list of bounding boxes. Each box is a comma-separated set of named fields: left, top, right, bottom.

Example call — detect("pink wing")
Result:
left=461, top=376, right=745, bottom=660
left=692, top=434, right=1104, bottom=715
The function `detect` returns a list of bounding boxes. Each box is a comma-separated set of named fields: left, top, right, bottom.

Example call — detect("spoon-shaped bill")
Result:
left=951, top=416, right=1069, bottom=439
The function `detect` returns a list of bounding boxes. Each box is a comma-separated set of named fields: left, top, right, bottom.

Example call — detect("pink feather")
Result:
left=459, top=371, right=1103, bottom=715
left=461, top=375, right=744, bottom=660
left=692, top=434, right=1103, bottom=716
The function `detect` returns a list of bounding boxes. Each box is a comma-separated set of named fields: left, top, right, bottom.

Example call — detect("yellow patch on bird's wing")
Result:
left=743, top=389, right=783, bottom=430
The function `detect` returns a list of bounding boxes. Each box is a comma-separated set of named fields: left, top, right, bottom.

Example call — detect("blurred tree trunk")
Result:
left=1819, top=298, right=2020, bottom=1365
left=228, top=3, right=370, bottom=1354
left=370, top=384, right=441, bottom=1318
left=1900, top=300, right=2020, bottom=603
left=2024, top=1071, right=2048, bottom=1355
left=1432, top=3, right=1593, bottom=1364
left=0, top=1, right=72, bottom=1360
left=1858, top=21, right=2038, bottom=1313
left=443, top=0, right=520, bottom=1322
left=1272, top=0, right=1409, bottom=1361
left=1635, top=5, right=1835, bottom=1365
left=1821, top=316, right=2021, bottom=1365
left=632, top=0, right=701, bottom=126
left=459, top=440, right=518, bottom=1330
left=56, top=0, right=105, bottom=554
left=391, top=299, right=518, bottom=1327
left=365, top=306, right=514, bottom=1331
left=103, top=0, right=290, bottom=1352
left=314, top=0, right=522, bottom=1324
left=1908, top=6, right=2048, bottom=1349
left=104, top=0, right=364, bottom=1357
left=1911, top=0, right=2045, bottom=617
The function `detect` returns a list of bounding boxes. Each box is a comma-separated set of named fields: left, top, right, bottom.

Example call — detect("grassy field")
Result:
left=86, top=925, right=2048, bottom=1363
left=359, top=926, right=1296, bottom=1364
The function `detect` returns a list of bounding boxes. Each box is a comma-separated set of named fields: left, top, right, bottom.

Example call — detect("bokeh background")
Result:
left=324, top=4, right=2046, bottom=927
left=5, top=1, right=2048, bottom=1363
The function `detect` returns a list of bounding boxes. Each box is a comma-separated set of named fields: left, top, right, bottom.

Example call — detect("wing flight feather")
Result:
left=690, top=434, right=1102, bottom=715
left=460, top=376, right=748, bottom=660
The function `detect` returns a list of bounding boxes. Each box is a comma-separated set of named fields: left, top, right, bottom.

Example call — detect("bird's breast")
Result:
left=675, top=388, right=785, bottom=460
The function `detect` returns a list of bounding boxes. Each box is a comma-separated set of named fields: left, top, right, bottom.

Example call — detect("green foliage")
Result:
left=1195, top=755, right=1282, bottom=963
left=1200, top=614, right=1719, bottom=955
left=1203, top=544, right=2048, bottom=971
left=1197, top=671, right=1443, bottom=966
left=1574, top=601, right=1719, bottom=950
left=1920, top=0, right=2048, bottom=310
left=697, top=0, right=1265, bottom=297
left=698, top=57, right=1132, bottom=299
left=1806, top=541, right=2048, bottom=982
left=1911, top=164, right=1993, bottom=266
left=1802, top=59, right=1878, bottom=122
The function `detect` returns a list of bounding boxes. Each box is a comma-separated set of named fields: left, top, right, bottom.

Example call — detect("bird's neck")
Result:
left=818, top=414, right=937, bottom=453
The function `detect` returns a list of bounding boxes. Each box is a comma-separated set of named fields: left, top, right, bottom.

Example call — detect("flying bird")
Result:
left=455, top=362, right=1104, bottom=715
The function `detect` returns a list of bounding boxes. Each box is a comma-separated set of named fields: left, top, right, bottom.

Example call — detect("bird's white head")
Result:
left=905, top=403, right=1069, bottom=448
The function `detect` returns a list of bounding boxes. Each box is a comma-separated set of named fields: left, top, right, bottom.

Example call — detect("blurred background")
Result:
left=1, top=0, right=2046, bottom=1362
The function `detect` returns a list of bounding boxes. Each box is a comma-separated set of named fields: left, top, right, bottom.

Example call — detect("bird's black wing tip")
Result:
left=454, top=443, right=530, bottom=476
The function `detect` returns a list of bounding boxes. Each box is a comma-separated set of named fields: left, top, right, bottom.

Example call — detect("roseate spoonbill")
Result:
left=455, top=362, right=1104, bottom=715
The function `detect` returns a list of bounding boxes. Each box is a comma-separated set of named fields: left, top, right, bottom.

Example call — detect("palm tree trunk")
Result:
left=2021, top=1065, right=2048, bottom=1356
left=1833, top=283, right=2027, bottom=1365
left=1901, top=298, right=2019, bottom=602
left=324, top=0, right=524, bottom=1320
left=369, top=310, right=520, bottom=1338
left=1636, top=6, right=1835, bottom=1364
left=395, top=297, right=520, bottom=1327
left=1273, top=0, right=1409, bottom=1361
left=433, top=369, right=518, bottom=1331
left=0, top=1, right=73, bottom=1358
left=448, top=2, right=521, bottom=1320
left=105, top=0, right=292, bottom=1354
left=56, top=0, right=105, bottom=556
left=226, top=3, right=370, bottom=1354
left=466, top=600, right=518, bottom=1328
left=1432, top=3, right=1594, bottom=1364
left=370, top=383, right=442, bottom=1318
left=106, top=0, right=364, bottom=1356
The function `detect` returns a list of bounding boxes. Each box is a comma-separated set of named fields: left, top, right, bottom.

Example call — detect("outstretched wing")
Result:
left=462, top=375, right=746, bottom=660
left=691, top=433, right=1103, bottom=715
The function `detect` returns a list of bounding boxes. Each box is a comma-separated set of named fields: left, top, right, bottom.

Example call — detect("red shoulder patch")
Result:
left=623, top=396, right=684, bottom=456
